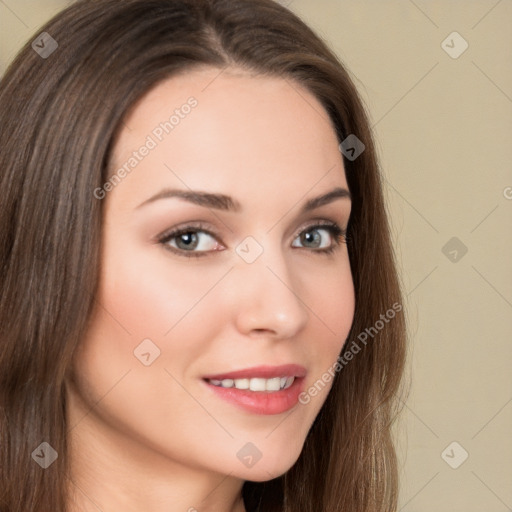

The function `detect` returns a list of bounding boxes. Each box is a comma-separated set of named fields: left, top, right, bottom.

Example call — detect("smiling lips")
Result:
left=202, top=364, right=307, bottom=415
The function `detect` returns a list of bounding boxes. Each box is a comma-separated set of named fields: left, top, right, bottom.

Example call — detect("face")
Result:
left=67, top=67, right=355, bottom=482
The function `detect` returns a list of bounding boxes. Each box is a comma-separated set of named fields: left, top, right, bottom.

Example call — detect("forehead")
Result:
left=108, top=67, right=347, bottom=209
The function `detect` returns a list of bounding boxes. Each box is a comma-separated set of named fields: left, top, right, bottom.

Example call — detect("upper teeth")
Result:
left=208, top=376, right=295, bottom=391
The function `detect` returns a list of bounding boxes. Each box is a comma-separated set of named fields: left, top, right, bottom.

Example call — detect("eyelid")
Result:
left=155, top=221, right=220, bottom=244
left=292, top=218, right=344, bottom=239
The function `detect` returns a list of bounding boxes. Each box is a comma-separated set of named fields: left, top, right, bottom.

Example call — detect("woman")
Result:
left=0, top=0, right=407, bottom=511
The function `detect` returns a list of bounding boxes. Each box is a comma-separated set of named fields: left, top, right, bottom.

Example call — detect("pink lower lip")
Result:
left=203, top=377, right=305, bottom=415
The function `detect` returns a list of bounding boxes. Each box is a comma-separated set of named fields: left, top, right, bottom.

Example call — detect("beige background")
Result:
left=1, top=1, right=511, bottom=510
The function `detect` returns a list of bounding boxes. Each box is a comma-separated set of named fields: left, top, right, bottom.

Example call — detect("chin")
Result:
left=234, top=444, right=304, bottom=482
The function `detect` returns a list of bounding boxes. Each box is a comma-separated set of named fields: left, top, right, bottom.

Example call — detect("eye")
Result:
left=291, top=222, right=347, bottom=254
left=157, top=223, right=223, bottom=258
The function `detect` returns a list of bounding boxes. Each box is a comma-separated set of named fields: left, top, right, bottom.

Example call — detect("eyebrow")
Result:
left=136, top=186, right=351, bottom=213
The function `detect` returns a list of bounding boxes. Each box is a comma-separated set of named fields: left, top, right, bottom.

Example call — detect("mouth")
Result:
left=201, top=364, right=307, bottom=415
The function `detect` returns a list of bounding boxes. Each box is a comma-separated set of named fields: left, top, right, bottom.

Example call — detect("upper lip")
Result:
left=203, top=364, right=307, bottom=381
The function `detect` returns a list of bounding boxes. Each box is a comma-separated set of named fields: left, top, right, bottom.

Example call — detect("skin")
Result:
left=66, top=66, right=355, bottom=512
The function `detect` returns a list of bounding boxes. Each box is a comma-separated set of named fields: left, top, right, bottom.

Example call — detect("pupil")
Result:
left=177, top=232, right=198, bottom=249
left=303, top=230, right=320, bottom=247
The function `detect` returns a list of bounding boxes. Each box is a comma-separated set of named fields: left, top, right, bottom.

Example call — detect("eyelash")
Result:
left=156, top=221, right=348, bottom=259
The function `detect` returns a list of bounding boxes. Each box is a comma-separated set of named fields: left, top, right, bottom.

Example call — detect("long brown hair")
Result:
left=0, top=1, right=408, bottom=510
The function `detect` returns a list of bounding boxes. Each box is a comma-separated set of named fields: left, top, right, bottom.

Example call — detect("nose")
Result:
left=231, top=247, right=309, bottom=340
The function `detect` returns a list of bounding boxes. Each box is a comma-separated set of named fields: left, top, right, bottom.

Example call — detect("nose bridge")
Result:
left=232, top=236, right=309, bottom=337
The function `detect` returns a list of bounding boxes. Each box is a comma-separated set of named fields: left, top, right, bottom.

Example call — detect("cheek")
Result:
left=72, top=236, right=233, bottom=412
left=297, top=260, right=355, bottom=407
left=96, top=237, right=231, bottom=347
left=319, top=263, right=355, bottom=334
left=68, top=254, right=238, bottom=466
left=303, top=256, right=355, bottom=346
